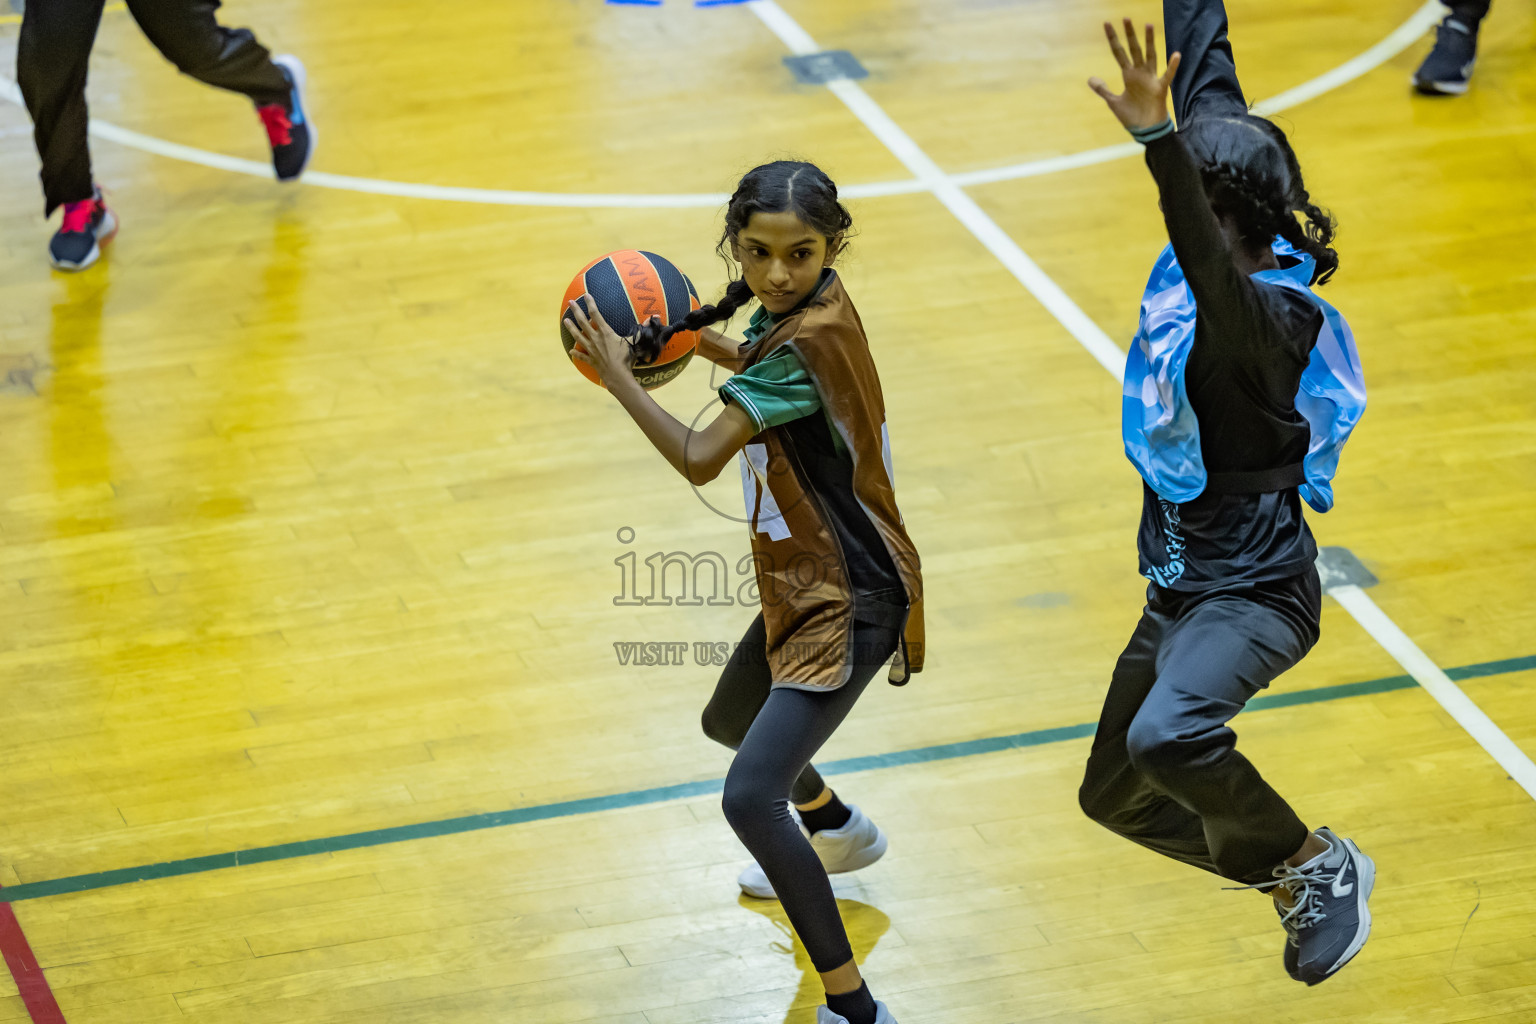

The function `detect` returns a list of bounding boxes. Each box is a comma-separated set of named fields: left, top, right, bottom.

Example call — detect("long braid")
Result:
left=631, top=278, right=755, bottom=364
left=1203, top=163, right=1292, bottom=251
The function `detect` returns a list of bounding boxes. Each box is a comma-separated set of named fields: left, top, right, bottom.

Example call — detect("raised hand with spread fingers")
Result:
left=1088, top=18, right=1182, bottom=131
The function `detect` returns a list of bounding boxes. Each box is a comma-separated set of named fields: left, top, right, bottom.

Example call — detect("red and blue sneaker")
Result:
left=257, top=55, right=314, bottom=181
left=49, top=187, right=117, bottom=271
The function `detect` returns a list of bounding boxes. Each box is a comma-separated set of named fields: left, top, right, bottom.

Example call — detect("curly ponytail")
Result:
left=1181, top=115, right=1340, bottom=286
left=1275, top=200, right=1339, bottom=285
left=1249, top=117, right=1339, bottom=285
left=630, top=160, right=854, bottom=364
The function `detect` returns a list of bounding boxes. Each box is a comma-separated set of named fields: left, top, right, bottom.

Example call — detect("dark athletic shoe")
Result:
left=258, top=55, right=314, bottom=180
left=1413, top=16, right=1478, bottom=95
left=1276, top=898, right=1301, bottom=980
left=49, top=187, right=117, bottom=271
left=1272, top=827, right=1375, bottom=985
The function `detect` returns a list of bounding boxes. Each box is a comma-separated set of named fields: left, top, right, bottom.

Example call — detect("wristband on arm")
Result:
left=1129, top=118, right=1175, bottom=145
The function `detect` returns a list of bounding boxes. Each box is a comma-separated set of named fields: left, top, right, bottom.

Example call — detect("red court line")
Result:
left=0, top=894, right=66, bottom=1024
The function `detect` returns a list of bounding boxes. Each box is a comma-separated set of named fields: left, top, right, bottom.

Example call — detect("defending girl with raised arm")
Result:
left=1078, top=2, right=1371, bottom=987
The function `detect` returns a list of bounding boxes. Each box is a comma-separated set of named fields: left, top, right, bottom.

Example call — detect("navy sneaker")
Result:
left=1276, top=898, right=1301, bottom=981
left=49, top=187, right=117, bottom=271
left=258, top=55, right=314, bottom=180
left=1413, top=16, right=1478, bottom=95
left=1271, top=827, right=1375, bottom=985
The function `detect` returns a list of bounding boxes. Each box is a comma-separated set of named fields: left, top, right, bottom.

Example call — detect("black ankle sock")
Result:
left=797, top=791, right=852, bottom=834
left=826, top=981, right=877, bottom=1024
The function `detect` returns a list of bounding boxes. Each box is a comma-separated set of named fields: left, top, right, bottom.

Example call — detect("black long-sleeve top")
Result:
left=1134, top=130, right=1322, bottom=591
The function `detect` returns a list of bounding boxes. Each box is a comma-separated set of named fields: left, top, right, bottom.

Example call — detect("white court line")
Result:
left=0, top=2, right=1441, bottom=209
left=949, top=142, right=1141, bottom=189
left=1251, top=2, right=1445, bottom=116
left=0, top=69, right=731, bottom=208
left=1332, top=587, right=1536, bottom=800
left=99, top=110, right=741, bottom=208
left=749, top=0, right=1536, bottom=799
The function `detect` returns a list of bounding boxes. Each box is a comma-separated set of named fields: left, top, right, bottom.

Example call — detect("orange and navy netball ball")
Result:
left=561, top=250, right=701, bottom=390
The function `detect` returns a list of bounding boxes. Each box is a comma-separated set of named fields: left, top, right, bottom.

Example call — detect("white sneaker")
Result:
left=817, top=1000, right=897, bottom=1023
left=738, top=804, right=888, bottom=899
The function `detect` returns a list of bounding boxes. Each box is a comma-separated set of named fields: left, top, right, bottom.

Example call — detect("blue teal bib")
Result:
left=1121, top=238, right=1366, bottom=513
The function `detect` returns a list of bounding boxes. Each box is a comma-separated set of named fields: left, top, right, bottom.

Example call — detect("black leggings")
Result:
left=18, top=0, right=291, bottom=214
left=701, top=613, right=899, bottom=972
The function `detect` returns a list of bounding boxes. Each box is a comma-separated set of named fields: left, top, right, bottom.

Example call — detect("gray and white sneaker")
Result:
left=738, top=804, right=888, bottom=899
left=1270, top=827, right=1375, bottom=985
left=817, top=1000, right=897, bottom=1024
left=1277, top=898, right=1301, bottom=981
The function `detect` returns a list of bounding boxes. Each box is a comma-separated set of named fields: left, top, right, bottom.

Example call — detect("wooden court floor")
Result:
left=0, top=0, right=1534, bottom=1021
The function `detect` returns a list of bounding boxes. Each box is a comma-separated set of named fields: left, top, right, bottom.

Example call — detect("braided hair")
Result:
left=631, top=160, right=853, bottom=363
left=1180, top=115, right=1340, bottom=286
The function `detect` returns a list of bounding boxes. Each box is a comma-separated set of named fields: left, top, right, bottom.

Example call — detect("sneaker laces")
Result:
left=258, top=104, right=294, bottom=147
left=60, top=195, right=102, bottom=234
left=1225, top=859, right=1343, bottom=934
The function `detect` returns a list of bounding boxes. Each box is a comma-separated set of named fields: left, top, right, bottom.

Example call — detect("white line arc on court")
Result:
left=0, top=2, right=1441, bottom=209
left=951, top=1, right=1442, bottom=188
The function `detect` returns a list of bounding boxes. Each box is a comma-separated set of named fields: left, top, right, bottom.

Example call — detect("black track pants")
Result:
left=18, top=0, right=290, bottom=214
left=1078, top=570, right=1321, bottom=885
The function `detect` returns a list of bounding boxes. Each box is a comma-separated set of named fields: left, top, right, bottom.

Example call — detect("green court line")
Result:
left=1, top=653, right=1532, bottom=905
